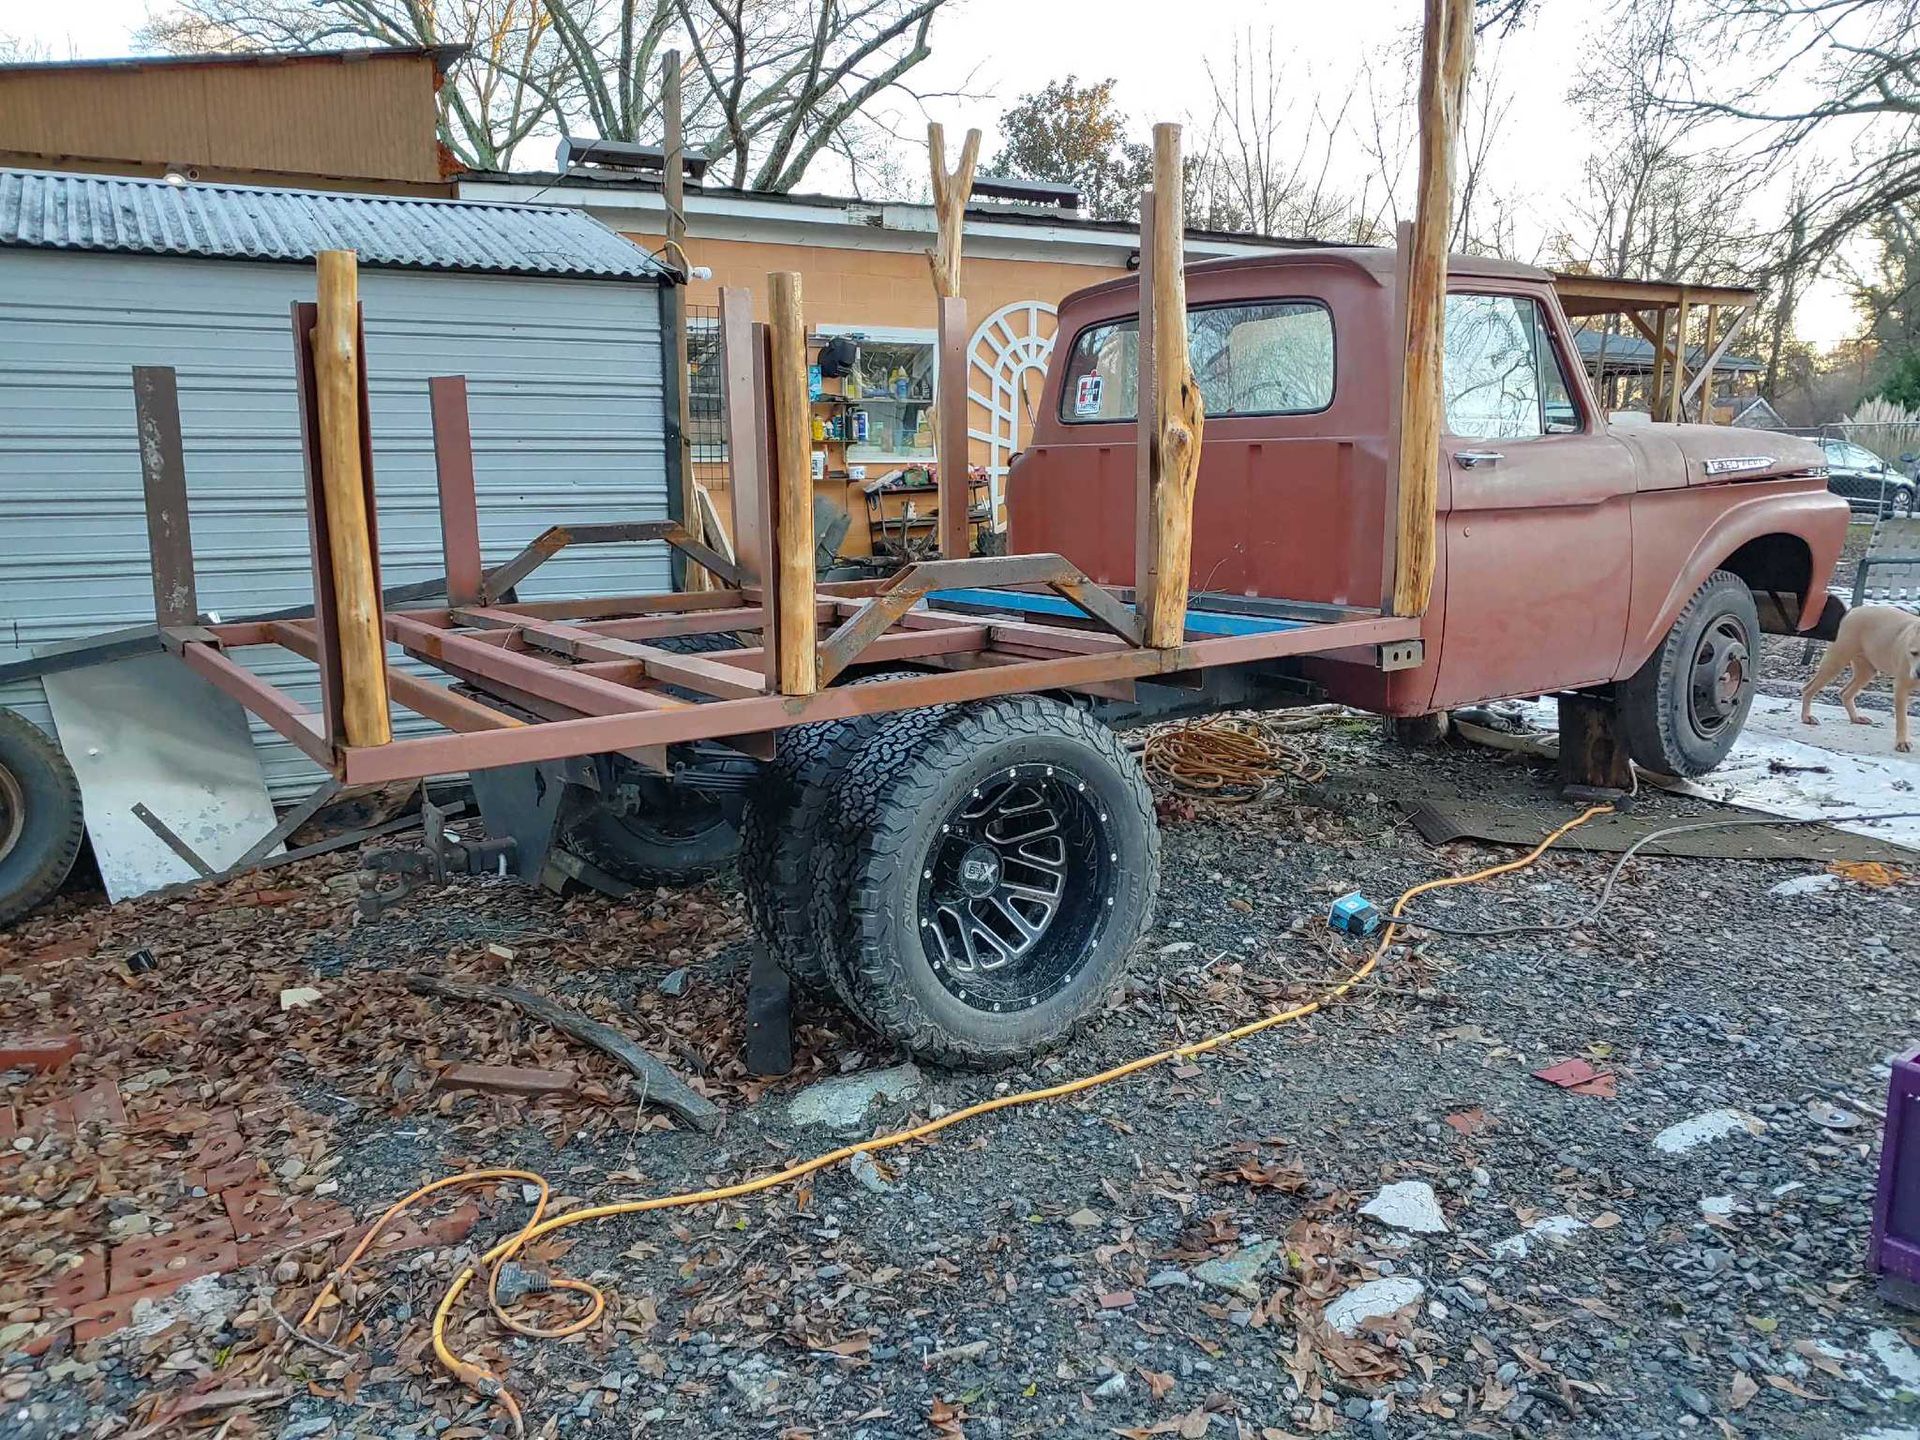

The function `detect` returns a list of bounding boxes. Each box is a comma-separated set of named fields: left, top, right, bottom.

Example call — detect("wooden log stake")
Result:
left=1668, top=293, right=1690, bottom=423
left=1139, top=124, right=1205, bottom=650
left=1390, top=0, right=1473, bottom=618
left=767, top=271, right=817, bottom=695
left=662, top=48, right=709, bottom=591
left=1134, top=186, right=1157, bottom=610
left=926, top=122, right=981, bottom=299
left=312, top=250, right=391, bottom=746
left=928, top=123, right=982, bottom=556
left=1699, top=305, right=1718, bottom=424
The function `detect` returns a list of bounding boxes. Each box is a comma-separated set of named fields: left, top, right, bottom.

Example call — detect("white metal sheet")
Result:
left=41, top=653, right=279, bottom=900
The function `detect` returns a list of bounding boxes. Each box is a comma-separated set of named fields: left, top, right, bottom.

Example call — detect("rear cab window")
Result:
left=1058, top=299, right=1335, bottom=423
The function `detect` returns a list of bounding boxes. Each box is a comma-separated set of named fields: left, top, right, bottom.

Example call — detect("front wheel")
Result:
left=0, top=708, right=85, bottom=928
left=1885, top=483, right=1917, bottom=519
left=1616, top=569, right=1759, bottom=778
left=828, top=696, right=1159, bottom=1068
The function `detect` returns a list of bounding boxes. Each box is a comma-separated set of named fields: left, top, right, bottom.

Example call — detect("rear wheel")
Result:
left=820, top=696, right=1158, bottom=1068
left=738, top=672, right=945, bottom=993
left=0, top=708, right=85, bottom=927
left=1617, top=569, right=1759, bottom=777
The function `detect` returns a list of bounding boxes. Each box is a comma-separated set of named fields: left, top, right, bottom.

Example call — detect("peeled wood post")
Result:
left=1139, top=123, right=1204, bottom=650
left=1699, top=305, right=1718, bottom=423
left=767, top=271, right=817, bottom=696
left=1134, top=186, right=1157, bottom=609
left=1667, top=293, right=1690, bottom=423
left=312, top=250, right=391, bottom=746
left=925, top=121, right=981, bottom=299
left=1390, top=0, right=1473, bottom=618
left=927, top=122, right=981, bottom=555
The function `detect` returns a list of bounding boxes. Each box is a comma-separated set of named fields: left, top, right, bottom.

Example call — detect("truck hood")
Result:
left=1612, top=422, right=1827, bottom=486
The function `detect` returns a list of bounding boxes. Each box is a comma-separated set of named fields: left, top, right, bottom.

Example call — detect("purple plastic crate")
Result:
left=1871, top=1044, right=1920, bottom=1310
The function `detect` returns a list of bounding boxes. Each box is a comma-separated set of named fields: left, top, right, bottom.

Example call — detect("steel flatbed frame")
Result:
left=134, top=260, right=1422, bottom=797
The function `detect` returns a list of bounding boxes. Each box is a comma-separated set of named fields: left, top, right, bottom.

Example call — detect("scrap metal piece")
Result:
left=43, top=653, right=279, bottom=901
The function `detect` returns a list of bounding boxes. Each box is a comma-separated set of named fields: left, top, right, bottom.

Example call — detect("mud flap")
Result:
left=1753, top=588, right=1843, bottom=641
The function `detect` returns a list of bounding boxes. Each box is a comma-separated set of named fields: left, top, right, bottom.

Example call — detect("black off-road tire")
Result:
left=821, top=695, right=1159, bottom=1068
left=805, top=703, right=967, bottom=1027
left=738, top=672, right=941, bottom=993
left=1617, top=568, right=1760, bottom=778
left=0, top=708, right=85, bottom=928
left=554, top=631, right=747, bottom=888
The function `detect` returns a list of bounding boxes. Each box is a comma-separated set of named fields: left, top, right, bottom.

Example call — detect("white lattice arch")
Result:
left=967, top=300, right=1058, bottom=520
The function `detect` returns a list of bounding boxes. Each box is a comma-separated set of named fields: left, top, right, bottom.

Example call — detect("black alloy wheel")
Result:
left=917, top=763, right=1112, bottom=1014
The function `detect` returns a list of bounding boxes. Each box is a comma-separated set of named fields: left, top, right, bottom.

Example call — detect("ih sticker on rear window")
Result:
left=1074, top=374, right=1103, bottom=416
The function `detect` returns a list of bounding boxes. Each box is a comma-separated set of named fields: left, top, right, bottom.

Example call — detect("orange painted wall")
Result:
left=623, top=231, right=1125, bottom=330
left=632, top=230, right=1128, bottom=562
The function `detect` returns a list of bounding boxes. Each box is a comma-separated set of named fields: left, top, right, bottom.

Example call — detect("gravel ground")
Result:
left=3, top=657, right=1918, bottom=1439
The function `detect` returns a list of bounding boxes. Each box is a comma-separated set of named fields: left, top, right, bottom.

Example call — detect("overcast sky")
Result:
left=6, top=0, right=1859, bottom=346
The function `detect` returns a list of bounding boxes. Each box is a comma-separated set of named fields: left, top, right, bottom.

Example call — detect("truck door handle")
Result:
left=1455, top=450, right=1504, bottom=469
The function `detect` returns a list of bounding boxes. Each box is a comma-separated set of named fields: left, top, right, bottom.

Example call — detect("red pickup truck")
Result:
left=1012, top=248, right=1849, bottom=776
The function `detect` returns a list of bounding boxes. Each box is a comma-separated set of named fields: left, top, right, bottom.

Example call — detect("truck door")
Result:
left=1429, top=290, right=1637, bottom=709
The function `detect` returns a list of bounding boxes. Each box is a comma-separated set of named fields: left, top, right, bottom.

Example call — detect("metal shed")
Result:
left=0, top=169, right=673, bottom=800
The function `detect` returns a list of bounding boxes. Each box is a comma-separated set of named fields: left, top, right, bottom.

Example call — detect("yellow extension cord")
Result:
left=296, top=805, right=1613, bottom=1435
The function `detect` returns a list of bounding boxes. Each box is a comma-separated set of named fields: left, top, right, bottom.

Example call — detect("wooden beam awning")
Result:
left=1551, top=272, right=1758, bottom=318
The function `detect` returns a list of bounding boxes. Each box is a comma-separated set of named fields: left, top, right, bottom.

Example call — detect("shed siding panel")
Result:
left=0, top=250, right=667, bottom=800
left=0, top=55, right=445, bottom=186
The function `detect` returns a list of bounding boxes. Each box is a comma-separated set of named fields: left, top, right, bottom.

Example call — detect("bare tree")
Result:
left=139, top=0, right=955, bottom=186
left=1619, top=0, right=1920, bottom=273
left=1187, top=32, right=1391, bottom=244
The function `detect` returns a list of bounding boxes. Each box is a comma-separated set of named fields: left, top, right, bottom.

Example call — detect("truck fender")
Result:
left=1620, top=488, right=1845, bottom=678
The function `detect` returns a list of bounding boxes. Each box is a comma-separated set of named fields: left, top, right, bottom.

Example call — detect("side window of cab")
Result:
left=1443, top=294, right=1582, bottom=440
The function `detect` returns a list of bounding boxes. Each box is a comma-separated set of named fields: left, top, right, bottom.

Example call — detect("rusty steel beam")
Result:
left=388, top=614, right=688, bottom=718
left=429, top=376, right=484, bottom=608
left=481, top=521, right=743, bottom=605
left=180, top=640, right=335, bottom=769
left=503, top=616, right=770, bottom=700
left=131, top=366, right=198, bottom=628
left=335, top=613, right=1421, bottom=785
left=268, top=620, right=523, bottom=735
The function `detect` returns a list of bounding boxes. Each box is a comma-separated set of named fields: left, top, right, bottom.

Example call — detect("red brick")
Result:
left=335, top=1201, right=478, bottom=1267
left=236, top=1205, right=356, bottom=1266
left=439, top=1063, right=576, bottom=1097
left=68, top=1082, right=126, bottom=1131
left=0, top=1106, right=16, bottom=1142
left=41, top=1246, right=107, bottom=1311
left=223, top=1185, right=335, bottom=1241
left=1531, top=1058, right=1600, bottom=1088
left=183, top=1126, right=250, bottom=1189
left=19, top=1098, right=74, bottom=1134
left=25, top=937, right=93, bottom=966
left=72, top=1276, right=193, bottom=1342
left=108, top=1219, right=237, bottom=1294
left=0, top=1035, right=83, bottom=1071
left=249, top=888, right=304, bottom=906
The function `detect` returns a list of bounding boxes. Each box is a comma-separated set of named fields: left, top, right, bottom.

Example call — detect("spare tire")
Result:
left=554, top=630, right=749, bottom=888
left=0, top=708, right=85, bottom=927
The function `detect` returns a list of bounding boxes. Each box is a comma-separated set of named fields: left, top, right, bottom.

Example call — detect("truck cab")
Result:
left=1007, top=248, right=1848, bottom=774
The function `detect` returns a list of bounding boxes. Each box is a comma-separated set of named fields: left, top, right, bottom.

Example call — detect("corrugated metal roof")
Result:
left=0, top=169, right=668, bottom=281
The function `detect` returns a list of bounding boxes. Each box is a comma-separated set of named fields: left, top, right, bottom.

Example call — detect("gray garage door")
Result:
left=0, top=248, right=669, bottom=800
